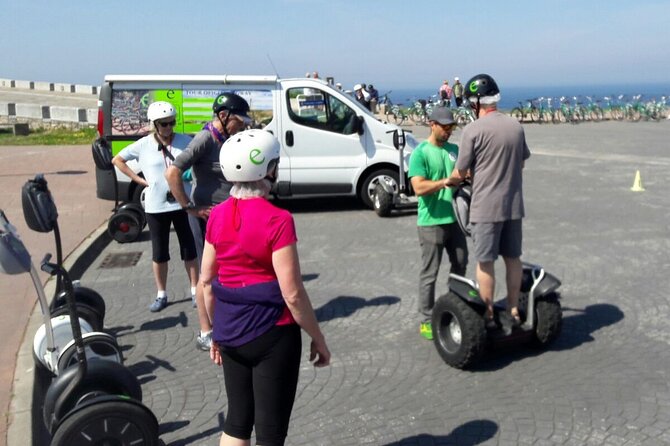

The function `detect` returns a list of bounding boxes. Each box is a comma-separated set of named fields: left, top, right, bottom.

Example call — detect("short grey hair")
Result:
left=230, top=179, right=273, bottom=199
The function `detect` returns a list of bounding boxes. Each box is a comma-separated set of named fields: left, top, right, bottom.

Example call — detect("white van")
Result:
left=93, top=75, right=418, bottom=209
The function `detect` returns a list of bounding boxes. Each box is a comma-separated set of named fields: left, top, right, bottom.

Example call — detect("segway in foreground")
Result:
left=373, top=129, right=418, bottom=216
left=431, top=182, right=563, bottom=369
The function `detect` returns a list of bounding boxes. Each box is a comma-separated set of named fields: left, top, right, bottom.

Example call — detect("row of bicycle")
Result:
left=379, top=94, right=476, bottom=127
left=509, top=95, right=669, bottom=124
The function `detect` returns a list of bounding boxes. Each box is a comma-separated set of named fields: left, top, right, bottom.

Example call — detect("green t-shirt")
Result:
left=408, top=140, right=458, bottom=226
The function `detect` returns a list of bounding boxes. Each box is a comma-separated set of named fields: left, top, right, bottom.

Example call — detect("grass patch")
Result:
left=0, top=126, right=97, bottom=145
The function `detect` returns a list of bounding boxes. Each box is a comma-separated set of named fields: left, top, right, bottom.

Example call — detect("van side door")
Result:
left=279, top=82, right=366, bottom=196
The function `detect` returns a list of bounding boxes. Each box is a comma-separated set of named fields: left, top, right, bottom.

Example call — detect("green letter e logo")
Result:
left=249, top=148, right=265, bottom=165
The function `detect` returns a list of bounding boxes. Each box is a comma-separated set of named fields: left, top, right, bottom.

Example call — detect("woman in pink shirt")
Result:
left=200, top=129, right=330, bottom=446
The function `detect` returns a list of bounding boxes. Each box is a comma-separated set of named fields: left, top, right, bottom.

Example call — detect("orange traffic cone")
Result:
left=631, top=170, right=645, bottom=192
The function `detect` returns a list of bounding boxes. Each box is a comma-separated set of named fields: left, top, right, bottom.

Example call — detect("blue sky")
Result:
left=2, top=0, right=669, bottom=91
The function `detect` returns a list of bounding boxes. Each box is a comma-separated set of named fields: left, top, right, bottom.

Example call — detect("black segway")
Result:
left=373, top=129, right=418, bottom=217
left=22, top=175, right=106, bottom=331
left=92, top=138, right=146, bottom=243
left=431, top=182, right=563, bottom=369
left=39, top=255, right=160, bottom=445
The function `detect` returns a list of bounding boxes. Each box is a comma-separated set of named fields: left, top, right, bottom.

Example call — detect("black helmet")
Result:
left=464, top=74, right=500, bottom=100
left=212, top=92, right=251, bottom=120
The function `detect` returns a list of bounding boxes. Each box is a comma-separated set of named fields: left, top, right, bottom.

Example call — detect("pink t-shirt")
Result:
left=206, top=197, right=297, bottom=325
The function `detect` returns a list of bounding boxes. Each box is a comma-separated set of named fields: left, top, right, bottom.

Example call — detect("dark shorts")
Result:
left=471, top=219, right=522, bottom=262
left=145, top=210, right=197, bottom=263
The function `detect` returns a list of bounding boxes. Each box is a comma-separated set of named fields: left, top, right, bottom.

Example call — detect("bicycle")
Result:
left=453, top=100, right=476, bottom=127
left=510, top=98, right=540, bottom=123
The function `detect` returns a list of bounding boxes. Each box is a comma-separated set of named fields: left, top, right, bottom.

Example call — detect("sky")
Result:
left=2, top=0, right=669, bottom=91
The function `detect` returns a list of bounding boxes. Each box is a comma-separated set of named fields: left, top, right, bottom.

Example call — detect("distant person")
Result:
left=312, top=71, right=320, bottom=79
left=408, top=106, right=468, bottom=340
left=453, top=77, right=464, bottom=107
left=112, top=101, right=198, bottom=313
left=445, top=73, right=531, bottom=333
left=367, top=84, right=379, bottom=113
left=354, top=84, right=371, bottom=110
left=165, top=93, right=252, bottom=350
left=335, top=82, right=343, bottom=91
left=201, top=129, right=330, bottom=446
left=305, top=72, right=311, bottom=78
left=439, top=80, right=453, bottom=107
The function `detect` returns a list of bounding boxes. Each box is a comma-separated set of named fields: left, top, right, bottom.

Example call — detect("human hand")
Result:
left=210, top=341, right=222, bottom=365
left=309, top=338, right=331, bottom=367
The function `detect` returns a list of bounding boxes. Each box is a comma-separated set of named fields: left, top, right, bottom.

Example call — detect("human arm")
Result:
left=111, top=154, right=149, bottom=188
left=410, top=175, right=452, bottom=196
left=165, top=156, right=210, bottom=219
left=273, top=244, right=330, bottom=367
left=199, top=240, right=221, bottom=365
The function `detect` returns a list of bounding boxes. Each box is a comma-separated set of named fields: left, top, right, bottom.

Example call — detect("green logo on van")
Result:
left=249, top=148, right=265, bottom=165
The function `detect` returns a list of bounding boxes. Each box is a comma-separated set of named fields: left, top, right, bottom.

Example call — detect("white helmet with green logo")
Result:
left=219, top=129, right=280, bottom=182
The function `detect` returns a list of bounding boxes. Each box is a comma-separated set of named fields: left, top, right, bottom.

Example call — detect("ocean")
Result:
left=383, top=83, right=670, bottom=110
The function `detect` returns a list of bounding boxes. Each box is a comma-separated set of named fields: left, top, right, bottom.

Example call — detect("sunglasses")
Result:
left=158, top=120, right=176, bottom=128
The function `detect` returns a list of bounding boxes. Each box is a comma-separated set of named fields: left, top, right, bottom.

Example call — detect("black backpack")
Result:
left=91, top=138, right=114, bottom=171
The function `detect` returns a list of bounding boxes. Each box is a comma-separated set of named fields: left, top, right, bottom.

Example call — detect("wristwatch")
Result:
left=182, top=201, right=196, bottom=211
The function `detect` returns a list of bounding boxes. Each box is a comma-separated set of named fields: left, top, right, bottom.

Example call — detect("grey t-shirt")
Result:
left=172, top=129, right=232, bottom=206
left=456, top=111, right=531, bottom=223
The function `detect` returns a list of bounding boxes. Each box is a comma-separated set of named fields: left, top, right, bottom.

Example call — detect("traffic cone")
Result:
left=631, top=170, right=645, bottom=192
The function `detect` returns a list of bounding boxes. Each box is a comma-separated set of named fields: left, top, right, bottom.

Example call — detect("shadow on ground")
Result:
left=470, top=303, right=624, bottom=372
left=315, top=295, right=401, bottom=323
left=383, top=419, right=498, bottom=445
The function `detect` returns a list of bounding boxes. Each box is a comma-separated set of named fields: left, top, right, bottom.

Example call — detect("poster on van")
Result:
left=110, top=88, right=274, bottom=137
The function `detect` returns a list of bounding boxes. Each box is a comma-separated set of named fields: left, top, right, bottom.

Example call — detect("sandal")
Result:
left=484, top=310, right=497, bottom=329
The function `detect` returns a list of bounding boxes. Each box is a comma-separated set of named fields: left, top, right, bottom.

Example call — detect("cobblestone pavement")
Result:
left=32, top=121, right=670, bottom=445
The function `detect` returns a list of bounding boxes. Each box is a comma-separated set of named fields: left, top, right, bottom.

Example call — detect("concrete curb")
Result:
left=0, top=78, right=98, bottom=96
left=6, top=223, right=111, bottom=446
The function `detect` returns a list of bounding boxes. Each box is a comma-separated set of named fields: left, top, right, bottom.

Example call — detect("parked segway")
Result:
left=431, top=182, right=563, bottom=369
left=22, top=175, right=106, bottom=331
left=92, top=138, right=146, bottom=243
left=38, top=255, right=160, bottom=445
left=373, top=128, right=418, bottom=217
left=0, top=209, right=123, bottom=376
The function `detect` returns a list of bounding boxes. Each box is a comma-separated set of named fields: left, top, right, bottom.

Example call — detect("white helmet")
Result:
left=147, top=101, right=176, bottom=122
left=353, top=84, right=362, bottom=91
left=220, top=129, right=280, bottom=182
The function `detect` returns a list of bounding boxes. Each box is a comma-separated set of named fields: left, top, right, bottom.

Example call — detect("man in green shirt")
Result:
left=408, top=106, right=468, bottom=340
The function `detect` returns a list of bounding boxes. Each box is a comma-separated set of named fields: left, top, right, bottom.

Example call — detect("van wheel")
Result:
left=360, top=169, right=399, bottom=209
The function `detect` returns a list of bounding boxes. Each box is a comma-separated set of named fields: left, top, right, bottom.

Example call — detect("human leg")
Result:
left=417, top=226, right=443, bottom=318
left=146, top=212, right=172, bottom=311
left=499, top=219, right=524, bottom=320
left=219, top=349, right=255, bottom=444
left=471, top=222, right=503, bottom=321
left=172, top=210, right=199, bottom=290
left=252, top=325, right=302, bottom=446
left=476, top=261, right=496, bottom=320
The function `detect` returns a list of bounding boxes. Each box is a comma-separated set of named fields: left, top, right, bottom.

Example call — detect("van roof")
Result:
left=104, top=75, right=279, bottom=84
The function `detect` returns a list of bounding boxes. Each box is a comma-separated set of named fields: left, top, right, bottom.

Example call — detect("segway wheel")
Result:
left=50, top=396, right=159, bottom=446
left=373, top=184, right=393, bottom=217
left=533, top=295, right=562, bottom=347
left=51, top=301, right=103, bottom=333
left=108, top=210, right=142, bottom=243
left=118, top=202, right=147, bottom=230
left=432, top=292, right=487, bottom=369
left=57, top=332, right=124, bottom=374
left=50, top=286, right=106, bottom=329
left=43, top=361, right=142, bottom=433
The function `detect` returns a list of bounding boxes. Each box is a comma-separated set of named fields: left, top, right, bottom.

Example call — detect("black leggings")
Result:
left=219, top=324, right=302, bottom=446
left=145, top=210, right=197, bottom=263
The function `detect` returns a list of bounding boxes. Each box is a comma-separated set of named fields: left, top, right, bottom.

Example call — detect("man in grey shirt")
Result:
left=446, top=74, right=531, bottom=332
left=166, top=92, right=252, bottom=350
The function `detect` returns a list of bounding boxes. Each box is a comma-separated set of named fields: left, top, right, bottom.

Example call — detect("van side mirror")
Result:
left=356, top=116, right=365, bottom=136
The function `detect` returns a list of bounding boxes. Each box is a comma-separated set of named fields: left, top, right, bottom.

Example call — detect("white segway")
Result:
left=373, top=129, right=418, bottom=217
left=0, top=209, right=123, bottom=376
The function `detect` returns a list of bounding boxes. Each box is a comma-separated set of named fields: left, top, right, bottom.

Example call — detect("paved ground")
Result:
left=6, top=119, right=670, bottom=445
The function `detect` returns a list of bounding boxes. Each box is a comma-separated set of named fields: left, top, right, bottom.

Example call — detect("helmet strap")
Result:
left=217, top=112, right=231, bottom=139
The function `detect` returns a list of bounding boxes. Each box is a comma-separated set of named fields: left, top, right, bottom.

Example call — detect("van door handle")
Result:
left=285, top=130, right=294, bottom=147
